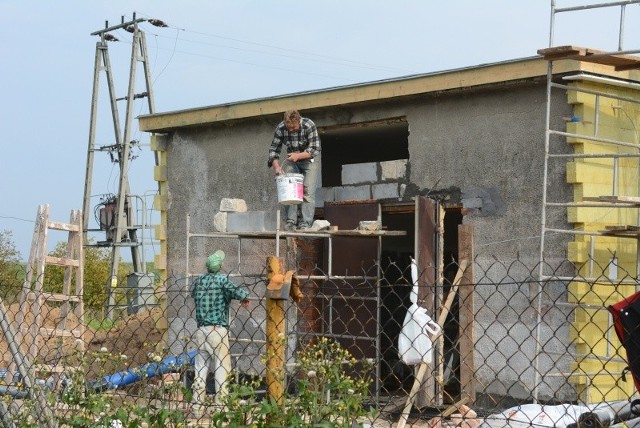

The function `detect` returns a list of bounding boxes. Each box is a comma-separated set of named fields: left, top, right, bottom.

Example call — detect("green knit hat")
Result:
left=206, top=250, right=225, bottom=272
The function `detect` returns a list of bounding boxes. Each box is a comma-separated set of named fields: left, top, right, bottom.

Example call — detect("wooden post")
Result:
left=397, top=260, right=468, bottom=428
left=458, top=224, right=476, bottom=403
left=266, top=256, right=285, bottom=405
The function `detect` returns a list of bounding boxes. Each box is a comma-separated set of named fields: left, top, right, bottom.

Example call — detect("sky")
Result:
left=1, top=0, right=638, bottom=263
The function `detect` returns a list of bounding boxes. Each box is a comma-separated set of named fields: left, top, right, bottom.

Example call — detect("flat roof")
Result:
left=139, top=51, right=640, bottom=133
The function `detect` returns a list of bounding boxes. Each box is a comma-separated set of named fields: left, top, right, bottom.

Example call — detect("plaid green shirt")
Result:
left=191, top=272, right=249, bottom=328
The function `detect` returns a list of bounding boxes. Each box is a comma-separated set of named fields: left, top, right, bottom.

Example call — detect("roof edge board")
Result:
left=138, top=57, right=636, bottom=133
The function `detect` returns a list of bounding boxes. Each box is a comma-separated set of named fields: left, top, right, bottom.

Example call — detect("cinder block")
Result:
left=342, top=162, right=377, bottom=185
left=227, top=211, right=277, bottom=232
left=335, top=185, right=371, bottom=201
left=213, top=211, right=227, bottom=232
left=372, top=183, right=399, bottom=200
left=380, top=159, right=407, bottom=181
left=315, top=187, right=335, bottom=208
left=220, top=198, right=248, bottom=212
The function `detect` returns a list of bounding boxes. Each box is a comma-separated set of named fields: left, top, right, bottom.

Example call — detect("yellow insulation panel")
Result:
left=566, top=79, right=640, bottom=402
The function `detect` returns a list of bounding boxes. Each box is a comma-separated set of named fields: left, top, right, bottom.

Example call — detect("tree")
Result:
left=0, top=230, right=23, bottom=297
left=44, top=240, right=130, bottom=313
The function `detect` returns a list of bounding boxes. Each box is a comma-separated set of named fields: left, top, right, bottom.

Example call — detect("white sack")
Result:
left=398, top=257, right=441, bottom=365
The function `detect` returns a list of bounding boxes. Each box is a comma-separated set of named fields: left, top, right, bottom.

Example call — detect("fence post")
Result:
left=0, top=298, right=58, bottom=428
left=266, top=256, right=285, bottom=405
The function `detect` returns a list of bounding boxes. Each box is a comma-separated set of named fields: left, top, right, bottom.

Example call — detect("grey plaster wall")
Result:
left=160, top=81, right=577, bottom=401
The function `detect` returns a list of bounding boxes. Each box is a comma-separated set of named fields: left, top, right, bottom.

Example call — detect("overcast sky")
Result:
left=1, top=1, right=638, bottom=261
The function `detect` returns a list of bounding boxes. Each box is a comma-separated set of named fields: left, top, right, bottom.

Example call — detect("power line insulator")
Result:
left=148, top=19, right=167, bottom=27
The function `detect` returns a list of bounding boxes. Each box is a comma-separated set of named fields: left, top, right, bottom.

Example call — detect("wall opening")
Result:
left=380, top=205, right=463, bottom=396
left=319, top=118, right=409, bottom=187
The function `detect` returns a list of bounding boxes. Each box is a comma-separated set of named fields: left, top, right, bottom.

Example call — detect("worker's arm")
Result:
left=286, top=151, right=312, bottom=162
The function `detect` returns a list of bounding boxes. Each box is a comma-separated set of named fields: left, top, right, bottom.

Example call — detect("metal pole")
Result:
left=549, top=0, right=556, bottom=48
left=619, top=4, right=626, bottom=50
left=107, top=139, right=131, bottom=320
left=0, top=298, right=57, bottom=428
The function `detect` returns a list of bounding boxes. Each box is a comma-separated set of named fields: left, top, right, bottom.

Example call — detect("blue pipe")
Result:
left=89, top=349, right=196, bottom=391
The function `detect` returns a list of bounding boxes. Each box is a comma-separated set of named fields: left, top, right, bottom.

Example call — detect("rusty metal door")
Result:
left=323, top=201, right=380, bottom=360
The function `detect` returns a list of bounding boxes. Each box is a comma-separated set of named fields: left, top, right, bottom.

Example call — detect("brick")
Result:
left=220, top=198, right=248, bottom=212
left=342, top=162, right=377, bottom=185
left=213, top=211, right=227, bottom=232
left=372, top=183, right=399, bottom=200
left=335, top=185, right=371, bottom=201
left=315, top=187, right=335, bottom=208
left=227, top=211, right=277, bottom=232
left=380, top=159, right=407, bottom=180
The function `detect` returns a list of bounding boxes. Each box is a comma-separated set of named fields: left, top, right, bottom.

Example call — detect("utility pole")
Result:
left=82, top=13, right=164, bottom=320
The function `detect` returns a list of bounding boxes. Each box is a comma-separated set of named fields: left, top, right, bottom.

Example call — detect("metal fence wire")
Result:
left=1, top=255, right=640, bottom=427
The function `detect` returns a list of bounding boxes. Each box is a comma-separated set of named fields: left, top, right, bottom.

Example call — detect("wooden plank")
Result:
left=44, top=256, right=80, bottom=267
left=538, top=45, right=640, bottom=70
left=47, top=221, right=80, bottom=232
left=33, top=364, right=71, bottom=373
left=537, top=45, right=587, bottom=59
left=435, top=260, right=466, bottom=406
left=39, top=328, right=82, bottom=338
left=40, top=292, right=80, bottom=303
left=397, top=260, right=468, bottom=428
left=604, top=225, right=630, bottom=231
left=441, top=397, right=471, bottom=418
left=583, top=196, right=640, bottom=205
left=458, top=225, right=476, bottom=404
left=600, top=230, right=640, bottom=237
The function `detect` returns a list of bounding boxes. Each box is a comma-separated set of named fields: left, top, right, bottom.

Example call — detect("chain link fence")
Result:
left=0, top=254, right=638, bottom=427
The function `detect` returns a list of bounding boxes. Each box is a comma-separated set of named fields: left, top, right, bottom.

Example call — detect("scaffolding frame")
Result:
left=183, top=212, right=406, bottom=406
left=540, top=0, right=640, bottom=279
left=537, top=0, right=640, bottom=403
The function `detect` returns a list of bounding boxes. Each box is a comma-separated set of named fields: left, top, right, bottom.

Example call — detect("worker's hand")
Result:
left=287, top=152, right=299, bottom=163
left=272, top=160, right=282, bottom=175
left=240, top=299, right=251, bottom=309
left=287, top=151, right=310, bottom=163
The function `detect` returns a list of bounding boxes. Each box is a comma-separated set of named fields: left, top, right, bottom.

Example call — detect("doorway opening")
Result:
left=379, top=206, right=463, bottom=397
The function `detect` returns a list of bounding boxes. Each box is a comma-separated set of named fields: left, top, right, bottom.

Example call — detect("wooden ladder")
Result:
left=11, top=204, right=85, bottom=378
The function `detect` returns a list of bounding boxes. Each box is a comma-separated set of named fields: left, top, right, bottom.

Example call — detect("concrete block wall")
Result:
left=317, top=159, right=408, bottom=207
left=213, top=198, right=276, bottom=232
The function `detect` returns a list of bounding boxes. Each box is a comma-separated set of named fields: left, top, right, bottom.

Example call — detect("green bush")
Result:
left=212, top=337, right=375, bottom=428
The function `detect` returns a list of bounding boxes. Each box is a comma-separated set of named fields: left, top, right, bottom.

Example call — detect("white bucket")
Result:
left=276, top=173, right=304, bottom=205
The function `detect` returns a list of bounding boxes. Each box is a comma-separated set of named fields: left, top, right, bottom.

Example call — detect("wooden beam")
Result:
left=458, top=224, right=476, bottom=404
left=265, top=256, right=285, bottom=406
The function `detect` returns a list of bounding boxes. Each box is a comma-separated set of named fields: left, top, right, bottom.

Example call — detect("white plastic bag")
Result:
left=398, top=257, right=441, bottom=365
left=481, top=403, right=592, bottom=428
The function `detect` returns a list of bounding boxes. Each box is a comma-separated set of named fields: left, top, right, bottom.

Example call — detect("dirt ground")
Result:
left=0, top=302, right=164, bottom=380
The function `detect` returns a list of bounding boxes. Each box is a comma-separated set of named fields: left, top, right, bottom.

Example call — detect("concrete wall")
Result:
left=159, top=81, right=578, bottom=402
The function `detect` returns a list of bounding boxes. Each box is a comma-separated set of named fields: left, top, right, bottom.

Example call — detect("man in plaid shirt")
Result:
left=268, top=109, right=321, bottom=231
left=191, top=250, right=249, bottom=407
